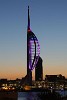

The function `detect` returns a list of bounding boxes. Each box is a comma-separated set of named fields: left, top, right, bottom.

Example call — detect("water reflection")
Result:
left=18, top=92, right=40, bottom=100
left=18, top=91, right=67, bottom=100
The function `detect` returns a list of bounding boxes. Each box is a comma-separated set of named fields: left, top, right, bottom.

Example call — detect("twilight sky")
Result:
left=0, top=0, right=67, bottom=80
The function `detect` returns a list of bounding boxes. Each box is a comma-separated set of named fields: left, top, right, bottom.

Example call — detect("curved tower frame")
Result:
left=28, top=31, right=40, bottom=70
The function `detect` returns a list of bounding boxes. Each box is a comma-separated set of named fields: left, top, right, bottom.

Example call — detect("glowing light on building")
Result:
left=28, top=31, right=40, bottom=70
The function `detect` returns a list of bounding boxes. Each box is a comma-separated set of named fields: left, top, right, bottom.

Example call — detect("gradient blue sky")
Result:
left=0, top=0, right=67, bottom=79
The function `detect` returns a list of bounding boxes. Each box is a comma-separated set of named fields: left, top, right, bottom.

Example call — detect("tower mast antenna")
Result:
left=28, top=6, right=30, bottom=31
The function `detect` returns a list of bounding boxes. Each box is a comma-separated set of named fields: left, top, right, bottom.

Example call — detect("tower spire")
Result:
left=28, top=6, right=30, bottom=31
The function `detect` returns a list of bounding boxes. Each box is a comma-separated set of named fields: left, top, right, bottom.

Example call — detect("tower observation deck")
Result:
left=27, top=6, right=40, bottom=85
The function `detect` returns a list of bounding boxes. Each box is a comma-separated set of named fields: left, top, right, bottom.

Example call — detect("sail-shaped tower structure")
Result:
left=27, top=6, right=40, bottom=85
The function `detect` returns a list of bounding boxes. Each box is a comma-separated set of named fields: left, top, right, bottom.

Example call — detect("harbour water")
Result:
left=56, top=90, right=67, bottom=97
left=18, top=91, right=67, bottom=100
left=18, top=92, right=40, bottom=100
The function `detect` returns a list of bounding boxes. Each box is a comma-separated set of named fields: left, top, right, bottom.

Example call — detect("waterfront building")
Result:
left=45, top=74, right=65, bottom=82
left=45, top=74, right=65, bottom=89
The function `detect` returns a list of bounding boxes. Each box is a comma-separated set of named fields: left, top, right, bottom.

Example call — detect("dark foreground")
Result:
left=0, top=89, right=67, bottom=100
left=0, top=91, right=18, bottom=100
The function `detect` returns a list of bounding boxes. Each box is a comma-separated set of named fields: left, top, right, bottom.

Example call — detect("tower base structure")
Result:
left=27, top=70, right=32, bottom=86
